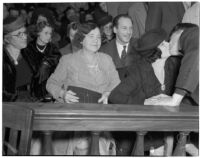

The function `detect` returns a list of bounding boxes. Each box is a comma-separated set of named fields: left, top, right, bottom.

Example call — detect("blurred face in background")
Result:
left=37, top=26, right=52, bottom=45
left=102, top=22, right=113, bottom=37
left=99, top=2, right=108, bottom=12
left=66, top=8, right=76, bottom=21
left=82, top=27, right=101, bottom=52
left=37, top=15, right=48, bottom=24
left=9, top=8, right=19, bottom=17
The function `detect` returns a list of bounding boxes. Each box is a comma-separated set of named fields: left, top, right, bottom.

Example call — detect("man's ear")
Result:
left=113, top=26, right=117, bottom=34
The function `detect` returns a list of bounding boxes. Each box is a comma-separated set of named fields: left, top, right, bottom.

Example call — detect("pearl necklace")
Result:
left=36, top=44, right=47, bottom=53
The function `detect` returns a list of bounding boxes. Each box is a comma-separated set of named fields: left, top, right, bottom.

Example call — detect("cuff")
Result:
left=174, top=88, right=188, bottom=97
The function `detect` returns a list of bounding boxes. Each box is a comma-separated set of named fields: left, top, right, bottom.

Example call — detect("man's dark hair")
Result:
left=113, top=14, right=133, bottom=28
left=169, top=23, right=198, bottom=40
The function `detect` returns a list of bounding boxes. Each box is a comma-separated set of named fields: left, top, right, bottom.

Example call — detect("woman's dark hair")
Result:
left=168, top=23, right=198, bottom=41
left=35, top=21, right=53, bottom=34
left=72, top=22, right=98, bottom=49
left=30, top=7, right=55, bottom=27
left=139, top=48, right=162, bottom=63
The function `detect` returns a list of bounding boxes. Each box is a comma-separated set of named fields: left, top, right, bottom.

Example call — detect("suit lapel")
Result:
left=111, top=40, right=124, bottom=68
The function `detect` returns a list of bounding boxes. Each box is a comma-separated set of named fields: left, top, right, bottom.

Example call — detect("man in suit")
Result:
left=100, top=14, right=139, bottom=155
left=100, top=14, right=139, bottom=80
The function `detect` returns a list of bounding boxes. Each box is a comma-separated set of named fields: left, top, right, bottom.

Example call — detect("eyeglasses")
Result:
left=11, top=31, right=27, bottom=39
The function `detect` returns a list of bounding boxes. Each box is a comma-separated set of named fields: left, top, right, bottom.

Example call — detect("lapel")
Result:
left=110, top=40, right=124, bottom=68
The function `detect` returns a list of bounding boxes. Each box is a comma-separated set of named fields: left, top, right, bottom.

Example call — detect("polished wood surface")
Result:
left=3, top=102, right=198, bottom=156
left=3, top=102, right=198, bottom=132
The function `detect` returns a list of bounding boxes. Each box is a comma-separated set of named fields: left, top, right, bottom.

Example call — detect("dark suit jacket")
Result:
left=175, top=27, right=199, bottom=105
left=100, top=38, right=140, bottom=80
left=109, top=56, right=181, bottom=104
left=145, top=2, right=185, bottom=37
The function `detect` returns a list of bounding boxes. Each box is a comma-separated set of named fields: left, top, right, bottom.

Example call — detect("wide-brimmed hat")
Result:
left=3, top=15, right=25, bottom=35
left=94, top=8, right=112, bottom=27
left=135, top=28, right=167, bottom=52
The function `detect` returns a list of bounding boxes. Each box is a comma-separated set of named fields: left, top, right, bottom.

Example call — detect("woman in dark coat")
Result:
left=3, top=15, right=33, bottom=102
left=109, top=28, right=182, bottom=156
left=22, top=21, right=61, bottom=100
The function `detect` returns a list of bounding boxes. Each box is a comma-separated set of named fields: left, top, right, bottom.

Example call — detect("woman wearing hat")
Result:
left=109, top=28, right=182, bottom=156
left=3, top=15, right=33, bottom=102
left=94, top=8, right=114, bottom=45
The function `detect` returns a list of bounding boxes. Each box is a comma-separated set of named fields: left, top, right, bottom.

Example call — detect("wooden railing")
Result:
left=3, top=102, right=199, bottom=156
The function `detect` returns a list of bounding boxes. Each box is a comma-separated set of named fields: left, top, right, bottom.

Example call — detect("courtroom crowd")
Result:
left=3, top=2, right=199, bottom=156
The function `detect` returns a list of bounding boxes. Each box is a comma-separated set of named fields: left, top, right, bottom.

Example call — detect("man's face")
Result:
left=169, top=30, right=183, bottom=56
left=114, top=17, right=133, bottom=45
left=8, top=27, right=28, bottom=49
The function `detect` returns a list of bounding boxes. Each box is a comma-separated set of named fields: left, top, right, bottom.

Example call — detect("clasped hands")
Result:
left=63, top=90, right=109, bottom=104
left=144, top=93, right=180, bottom=106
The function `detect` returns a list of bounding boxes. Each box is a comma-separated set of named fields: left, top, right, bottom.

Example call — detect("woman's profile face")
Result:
left=169, top=30, right=183, bottom=56
left=158, top=40, right=170, bottom=58
left=38, top=26, right=52, bottom=44
left=82, top=27, right=101, bottom=52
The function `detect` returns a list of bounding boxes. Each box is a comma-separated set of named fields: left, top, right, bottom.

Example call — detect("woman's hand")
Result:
left=98, top=92, right=110, bottom=104
left=63, top=90, right=79, bottom=103
left=144, top=93, right=183, bottom=106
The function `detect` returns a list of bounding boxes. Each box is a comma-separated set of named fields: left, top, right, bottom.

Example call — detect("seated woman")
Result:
left=94, top=6, right=114, bottom=45
left=3, top=15, right=33, bottom=102
left=23, top=21, right=61, bottom=101
left=109, top=28, right=182, bottom=156
left=46, top=22, right=120, bottom=155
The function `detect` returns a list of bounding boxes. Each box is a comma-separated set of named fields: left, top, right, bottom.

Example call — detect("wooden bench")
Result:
left=3, top=102, right=199, bottom=156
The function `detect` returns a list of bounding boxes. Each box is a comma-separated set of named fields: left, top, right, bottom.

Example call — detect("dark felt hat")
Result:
left=135, top=28, right=167, bottom=52
left=3, top=15, right=25, bottom=35
left=94, top=9, right=112, bottom=27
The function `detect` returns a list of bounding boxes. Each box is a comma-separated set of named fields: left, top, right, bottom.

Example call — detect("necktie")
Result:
left=121, top=45, right=127, bottom=59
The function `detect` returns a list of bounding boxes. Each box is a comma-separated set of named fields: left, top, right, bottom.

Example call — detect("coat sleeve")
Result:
left=175, top=27, right=199, bottom=95
left=42, top=44, right=61, bottom=68
left=46, top=55, right=69, bottom=101
left=109, top=66, right=142, bottom=104
left=145, top=2, right=162, bottom=32
left=103, top=55, right=120, bottom=92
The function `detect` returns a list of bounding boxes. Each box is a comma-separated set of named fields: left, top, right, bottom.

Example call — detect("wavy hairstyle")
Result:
left=72, top=22, right=99, bottom=49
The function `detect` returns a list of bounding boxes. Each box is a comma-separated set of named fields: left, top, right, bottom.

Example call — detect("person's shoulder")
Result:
left=60, top=53, right=74, bottom=62
left=59, top=44, right=71, bottom=55
left=98, top=52, right=114, bottom=65
left=101, top=38, right=116, bottom=50
left=129, top=38, right=138, bottom=47
left=98, top=52, right=112, bottom=60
